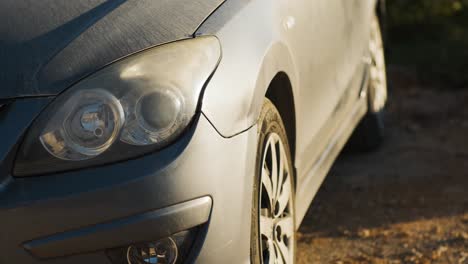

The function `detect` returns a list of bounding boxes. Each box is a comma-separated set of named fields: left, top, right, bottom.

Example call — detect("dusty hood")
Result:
left=0, top=0, right=224, bottom=99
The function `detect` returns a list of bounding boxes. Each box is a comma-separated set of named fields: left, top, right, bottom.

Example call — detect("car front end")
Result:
left=0, top=1, right=257, bottom=263
left=0, top=95, right=256, bottom=263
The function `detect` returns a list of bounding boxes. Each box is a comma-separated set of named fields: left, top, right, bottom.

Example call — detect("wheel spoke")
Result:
left=269, top=140, right=279, bottom=202
left=267, top=240, right=277, bottom=264
left=276, top=240, right=290, bottom=264
left=276, top=174, right=291, bottom=216
left=276, top=215, right=294, bottom=238
left=262, top=165, right=274, bottom=209
left=260, top=214, right=274, bottom=240
left=276, top=147, right=285, bottom=204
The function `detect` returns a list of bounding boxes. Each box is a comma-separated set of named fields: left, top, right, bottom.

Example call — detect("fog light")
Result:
left=127, top=237, right=178, bottom=264
left=107, top=229, right=198, bottom=264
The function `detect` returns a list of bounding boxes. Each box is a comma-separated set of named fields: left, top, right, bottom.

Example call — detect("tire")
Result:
left=251, top=99, right=296, bottom=264
left=349, top=14, right=387, bottom=152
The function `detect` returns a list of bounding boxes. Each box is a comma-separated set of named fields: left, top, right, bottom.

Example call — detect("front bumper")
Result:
left=0, top=98, right=257, bottom=264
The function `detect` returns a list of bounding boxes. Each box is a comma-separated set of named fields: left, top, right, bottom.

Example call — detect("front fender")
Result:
left=196, top=0, right=299, bottom=137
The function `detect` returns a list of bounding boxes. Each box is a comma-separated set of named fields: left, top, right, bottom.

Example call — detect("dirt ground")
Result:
left=297, top=67, right=468, bottom=264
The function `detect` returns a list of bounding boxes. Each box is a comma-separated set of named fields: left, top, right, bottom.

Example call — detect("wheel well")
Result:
left=265, top=72, right=296, bottom=166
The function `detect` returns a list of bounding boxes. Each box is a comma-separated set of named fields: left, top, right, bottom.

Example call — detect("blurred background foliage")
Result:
left=387, top=0, right=468, bottom=87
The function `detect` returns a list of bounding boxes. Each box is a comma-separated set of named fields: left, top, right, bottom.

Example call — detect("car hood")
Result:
left=0, top=0, right=224, bottom=99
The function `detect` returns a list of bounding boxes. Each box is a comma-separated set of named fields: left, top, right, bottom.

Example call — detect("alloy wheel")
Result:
left=259, top=133, right=295, bottom=264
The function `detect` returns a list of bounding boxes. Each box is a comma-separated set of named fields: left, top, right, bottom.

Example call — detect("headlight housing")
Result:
left=14, top=36, right=221, bottom=176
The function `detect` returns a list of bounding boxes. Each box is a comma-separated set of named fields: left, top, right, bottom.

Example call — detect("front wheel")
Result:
left=251, top=99, right=296, bottom=264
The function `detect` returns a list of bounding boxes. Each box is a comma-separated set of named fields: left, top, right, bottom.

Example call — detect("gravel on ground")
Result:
left=297, top=67, right=468, bottom=264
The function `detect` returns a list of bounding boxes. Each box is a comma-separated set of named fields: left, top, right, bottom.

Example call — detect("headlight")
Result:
left=14, top=37, right=221, bottom=176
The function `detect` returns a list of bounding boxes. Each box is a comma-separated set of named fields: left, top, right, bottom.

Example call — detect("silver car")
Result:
left=0, top=0, right=387, bottom=263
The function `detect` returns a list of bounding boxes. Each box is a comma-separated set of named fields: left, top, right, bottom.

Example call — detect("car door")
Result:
left=279, top=0, right=349, bottom=180
left=336, top=0, right=376, bottom=97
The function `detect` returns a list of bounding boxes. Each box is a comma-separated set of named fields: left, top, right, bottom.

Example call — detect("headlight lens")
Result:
left=120, top=88, right=186, bottom=146
left=15, top=36, right=221, bottom=176
left=40, top=89, right=125, bottom=160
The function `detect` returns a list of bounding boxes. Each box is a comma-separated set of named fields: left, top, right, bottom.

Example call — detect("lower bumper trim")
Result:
left=23, top=196, right=212, bottom=259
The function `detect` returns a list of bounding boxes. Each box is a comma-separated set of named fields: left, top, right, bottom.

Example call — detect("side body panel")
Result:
left=197, top=0, right=300, bottom=139
left=337, top=0, right=376, bottom=97
left=284, top=0, right=348, bottom=181
left=295, top=0, right=377, bottom=192
left=198, top=0, right=377, bottom=225
left=197, top=0, right=344, bottom=151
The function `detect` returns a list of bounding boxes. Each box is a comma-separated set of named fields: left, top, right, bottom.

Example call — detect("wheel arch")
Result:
left=265, top=72, right=296, bottom=173
left=196, top=0, right=300, bottom=157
